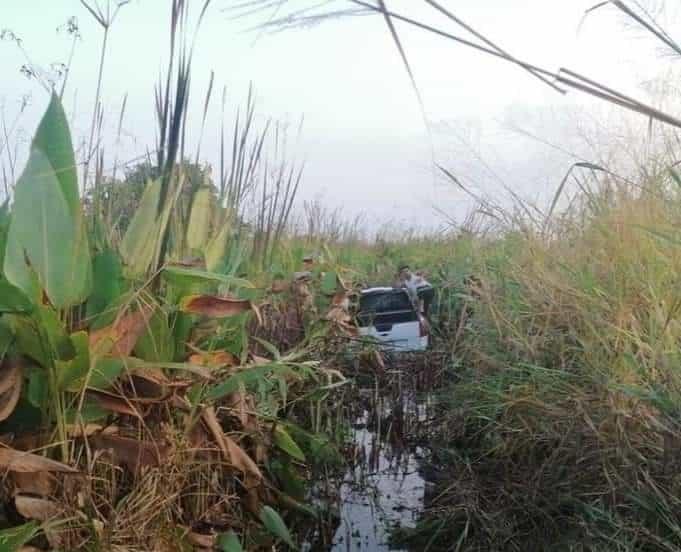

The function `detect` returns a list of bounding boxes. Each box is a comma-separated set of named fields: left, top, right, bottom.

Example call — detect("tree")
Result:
left=87, top=160, right=214, bottom=237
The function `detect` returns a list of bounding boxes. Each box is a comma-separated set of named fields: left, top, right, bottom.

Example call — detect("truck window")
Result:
left=358, top=290, right=416, bottom=327
left=359, top=290, right=413, bottom=314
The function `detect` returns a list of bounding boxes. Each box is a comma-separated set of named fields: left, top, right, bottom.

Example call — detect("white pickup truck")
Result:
left=356, top=287, right=429, bottom=352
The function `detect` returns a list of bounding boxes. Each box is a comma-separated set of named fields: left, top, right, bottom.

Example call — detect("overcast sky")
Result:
left=2, top=0, right=680, bottom=228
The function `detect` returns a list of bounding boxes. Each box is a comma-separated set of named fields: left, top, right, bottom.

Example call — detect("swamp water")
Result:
left=311, top=379, right=436, bottom=551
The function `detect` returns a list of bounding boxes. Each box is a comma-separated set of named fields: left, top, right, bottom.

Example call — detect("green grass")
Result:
left=355, top=175, right=681, bottom=551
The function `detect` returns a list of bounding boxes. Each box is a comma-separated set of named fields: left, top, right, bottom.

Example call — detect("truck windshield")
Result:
left=360, top=290, right=413, bottom=313
left=357, top=290, right=416, bottom=327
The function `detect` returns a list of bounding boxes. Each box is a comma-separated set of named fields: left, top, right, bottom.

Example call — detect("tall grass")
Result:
left=383, top=168, right=681, bottom=550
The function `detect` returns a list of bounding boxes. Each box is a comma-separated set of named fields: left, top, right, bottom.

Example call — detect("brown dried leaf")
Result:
left=201, top=407, right=229, bottom=458
left=325, top=306, right=351, bottom=324
left=254, top=440, right=268, bottom=464
left=201, top=407, right=262, bottom=482
left=226, top=391, right=256, bottom=431
left=15, top=494, right=61, bottom=521
left=5, top=434, right=41, bottom=451
left=331, top=290, right=349, bottom=307
left=186, top=530, right=216, bottom=548
left=88, top=390, right=143, bottom=418
left=0, top=357, right=22, bottom=395
left=0, top=368, right=22, bottom=422
left=0, top=448, right=77, bottom=473
left=189, top=350, right=238, bottom=368
left=187, top=419, right=210, bottom=450
left=91, top=434, right=169, bottom=472
left=11, top=471, right=55, bottom=497
left=89, top=308, right=152, bottom=357
left=224, top=434, right=262, bottom=484
left=128, top=367, right=174, bottom=400
left=181, top=294, right=262, bottom=325
left=244, top=485, right=261, bottom=515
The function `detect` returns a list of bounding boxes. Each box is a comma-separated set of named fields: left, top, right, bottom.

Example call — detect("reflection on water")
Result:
left=330, top=391, right=432, bottom=551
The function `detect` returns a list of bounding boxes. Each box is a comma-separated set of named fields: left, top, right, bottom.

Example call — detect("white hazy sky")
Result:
left=2, top=0, right=680, bottom=228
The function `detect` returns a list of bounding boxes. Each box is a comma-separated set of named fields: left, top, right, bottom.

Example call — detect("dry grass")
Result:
left=389, top=172, right=681, bottom=550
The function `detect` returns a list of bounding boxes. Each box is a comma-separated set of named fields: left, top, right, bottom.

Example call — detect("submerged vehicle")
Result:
left=357, top=287, right=429, bottom=352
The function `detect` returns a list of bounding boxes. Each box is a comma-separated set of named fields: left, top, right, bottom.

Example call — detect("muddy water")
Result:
left=330, top=389, right=433, bottom=551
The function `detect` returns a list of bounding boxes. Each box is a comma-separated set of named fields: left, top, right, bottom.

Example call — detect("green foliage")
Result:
left=186, top=185, right=214, bottom=251
left=88, top=357, right=126, bottom=390
left=5, top=93, right=91, bottom=308
left=57, top=331, right=90, bottom=392
left=26, top=365, right=48, bottom=408
left=162, top=266, right=253, bottom=292
left=273, top=425, right=306, bottom=462
left=320, top=270, right=338, bottom=295
left=0, top=521, right=39, bottom=551
left=259, top=505, right=296, bottom=549
left=134, top=310, right=174, bottom=362
left=205, top=216, right=232, bottom=272
left=0, top=279, right=33, bottom=313
left=217, top=531, right=244, bottom=552
left=119, top=179, right=164, bottom=277
left=87, top=249, right=125, bottom=318
left=0, top=83, right=346, bottom=551
left=205, top=363, right=292, bottom=401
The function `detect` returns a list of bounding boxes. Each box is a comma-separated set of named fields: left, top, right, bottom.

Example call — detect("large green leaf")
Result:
left=0, top=319, right=14, bottom=359
left=27, top=366, right=48, bottom=408
left=259, top=505, right=296, bottom=549
left=4, top=93, right=91, bottom=308
left=0, top=521, right=39, bottom=551
left=0, top=278, right=33, bottom=313
left=321, top=271, right=338, bottom=295
left=204, top=216, right=232, bottom=272
left=270, top=458, right=306, bottom=501
left=162, top=266, right=253, bottom=290
left=0, top=198, right=11, bottom=266
left=88, top=357, right=125, bottom=390
left=217, top=531, right=244, bottom=552
left=64, top=401, right=108, bottom=424
left=5, top=305, right=74, bottom=370
left=4, top=146, right=90, bottom=308
left=7, top=315, right=49, bottom=368
left=119, top=180, right=162, bottom=277
left=58, top=331, right=90, bottom=392
left=172, top=312, right=194, bottom=361
left=33, top=93, right=79, bottom=214
left=35, top=303, right=75, bottom=361
left=274, top=425, right=306, bottom=462
left=186, top=186, right=213, bottom=251
left=87, top=249, right=124, bottom=318
left=134, top=310, right=174, bottom=362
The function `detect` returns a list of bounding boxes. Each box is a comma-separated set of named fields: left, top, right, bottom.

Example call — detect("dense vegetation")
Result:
left=375, top=174, right=681, bottom=550
left=4, top=1, right=681, bottom=551
left=0, top=3, right=354, bottom=550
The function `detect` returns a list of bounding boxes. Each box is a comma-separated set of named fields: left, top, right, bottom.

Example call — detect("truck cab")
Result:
left=356, top=287, right=428, bottom=352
